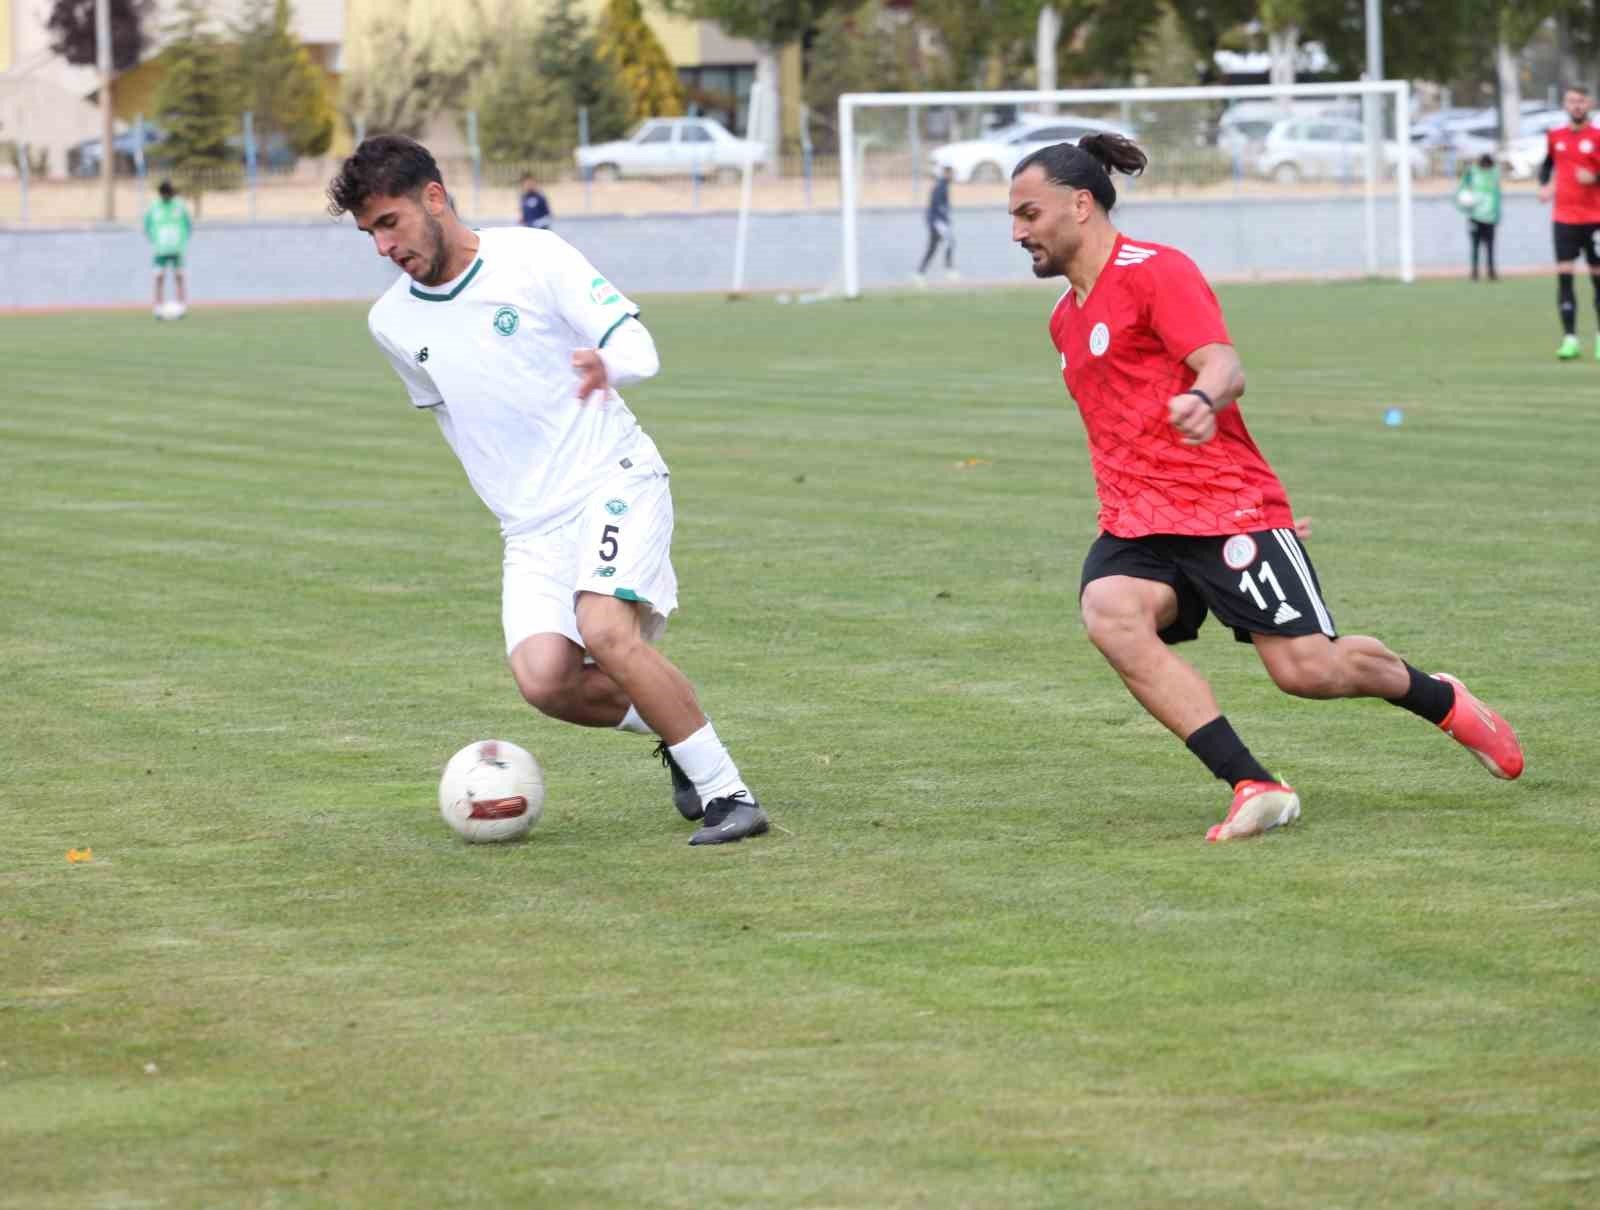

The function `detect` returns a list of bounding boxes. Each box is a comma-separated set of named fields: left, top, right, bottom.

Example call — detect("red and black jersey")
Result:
left=1545, top=124, right=1600, bottom=225
left=1048, top=234, right=1294, bottom=538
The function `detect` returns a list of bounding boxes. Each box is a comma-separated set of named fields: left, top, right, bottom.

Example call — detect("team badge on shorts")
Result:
left=593, top=565, right=617, bottom=578
left=605, top=498, right=628, bottom=516
left=1089, top=322, right=1111, bottom=357
left=493, top=306, right=519, bottom=336
left=1222, top=533, right=1258, bottom=570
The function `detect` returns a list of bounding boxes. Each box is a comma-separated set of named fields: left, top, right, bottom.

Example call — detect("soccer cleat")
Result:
left=1434, top=673, right=1524, bottom=780
left=653, top=740, right=703, bottom=821
left=1206, top=779, right=1301, bottom=843
left=688, top=791, right=769, bottom=846
left=1558, top=334, right=1581, bottom=360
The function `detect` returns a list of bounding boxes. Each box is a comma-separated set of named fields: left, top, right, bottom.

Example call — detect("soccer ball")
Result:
left=153, top=301, right=187, bottom=321
left=1456, top=188, right=1477, bottom=209
left=438, top=739, right=544, bottom=843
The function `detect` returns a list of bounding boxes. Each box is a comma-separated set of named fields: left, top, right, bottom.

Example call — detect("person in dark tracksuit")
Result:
left=915, top=166, right=957, bottom=284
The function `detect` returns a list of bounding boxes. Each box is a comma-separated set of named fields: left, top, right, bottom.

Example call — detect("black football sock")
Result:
left=1386, top=663, right=1455, bottom=726
left=1186, top=716, right=1276, bottom=787
left=1559, top=273, right=1577, bottom=334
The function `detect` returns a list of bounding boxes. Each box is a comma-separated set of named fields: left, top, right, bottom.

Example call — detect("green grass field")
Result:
left=3, top=277, right=1596, bottom=1209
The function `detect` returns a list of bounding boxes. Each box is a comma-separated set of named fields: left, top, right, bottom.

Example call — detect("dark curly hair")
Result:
left=327, top=134, right=444, bottom=217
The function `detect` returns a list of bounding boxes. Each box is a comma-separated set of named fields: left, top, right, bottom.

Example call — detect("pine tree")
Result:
left=153, top=0, right=238, bottom=204
left=595, top=0, right=685, bottom=123
left=232, top=0, right=335, bottom=160
left=472, top=0, right=629, bottom=162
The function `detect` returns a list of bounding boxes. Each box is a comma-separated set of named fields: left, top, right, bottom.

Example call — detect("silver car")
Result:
left=575, top=117, right=767, bottom=181
left=1257, top=117, right=1425, bottom=182
left=930, top=115, right=1132, bottom=184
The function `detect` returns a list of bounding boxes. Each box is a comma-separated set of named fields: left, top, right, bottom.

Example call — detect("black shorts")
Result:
left=1553, top=221, right=1600, bottom=263
left=1080, top=528, right=1338, bottom=646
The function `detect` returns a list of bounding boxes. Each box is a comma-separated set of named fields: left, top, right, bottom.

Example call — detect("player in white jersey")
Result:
left=327, top=135, right=768, bottom=845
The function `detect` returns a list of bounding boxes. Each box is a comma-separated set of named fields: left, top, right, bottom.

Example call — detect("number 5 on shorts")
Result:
left=599, top=524, right=620, bottom=561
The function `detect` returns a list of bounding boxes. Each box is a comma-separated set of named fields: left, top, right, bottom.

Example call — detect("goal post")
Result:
left=838, top=80, right=1414, bottom=298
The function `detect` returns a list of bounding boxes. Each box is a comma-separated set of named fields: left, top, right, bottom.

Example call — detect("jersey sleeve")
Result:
left=1144, top=251, right=1231, bottom=362
left=535, top=233, right=641, bottom=349
left=368, top=311, right=443, bottom=409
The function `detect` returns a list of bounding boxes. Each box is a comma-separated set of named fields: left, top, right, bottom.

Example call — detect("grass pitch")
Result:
left=2, top=277, right=1596, bottom=1209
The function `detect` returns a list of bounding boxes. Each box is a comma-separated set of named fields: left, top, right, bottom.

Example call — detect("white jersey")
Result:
left=367, top=226, right=663, bottom=538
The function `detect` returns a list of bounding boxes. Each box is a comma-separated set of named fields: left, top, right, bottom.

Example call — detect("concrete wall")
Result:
left=0, top=193, right=1553, bottom=311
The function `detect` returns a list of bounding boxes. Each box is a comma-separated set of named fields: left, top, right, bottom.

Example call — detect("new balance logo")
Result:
left=414, top=347, right=429, bottom=363
left=1114, top=244, right=1158, bottom=267
left=1272, top=602, right=1303, bottom=625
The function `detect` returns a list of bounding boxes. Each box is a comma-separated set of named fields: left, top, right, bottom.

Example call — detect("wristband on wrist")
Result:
left=1184, top=387, right=1215, bottom=410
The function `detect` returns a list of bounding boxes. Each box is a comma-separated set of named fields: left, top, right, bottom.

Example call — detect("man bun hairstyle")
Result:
left=327, top=134, right=444, bottom=217
left=1012, top=132, right=1148, bottom=211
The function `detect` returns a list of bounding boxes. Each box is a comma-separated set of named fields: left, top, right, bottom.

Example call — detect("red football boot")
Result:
left=1435, top=674, right=1524, bottom=780
left=1206, top=779, right=1301, bottom=843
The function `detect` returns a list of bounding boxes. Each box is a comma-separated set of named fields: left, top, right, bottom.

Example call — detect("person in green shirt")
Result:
left=144, top=180, right=193, bottom=317
left=1455, top=153, right=1502, bottom=282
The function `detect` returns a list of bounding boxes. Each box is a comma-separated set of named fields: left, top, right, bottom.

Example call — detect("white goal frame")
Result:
left=838, top=79, right=1414, bottom=298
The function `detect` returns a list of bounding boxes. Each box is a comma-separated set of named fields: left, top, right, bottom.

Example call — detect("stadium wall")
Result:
left=0, top=194, right=1552, bottom=310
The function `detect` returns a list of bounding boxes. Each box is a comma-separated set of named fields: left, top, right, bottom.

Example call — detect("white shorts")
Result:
left=501, top=459, right=678, bottom=655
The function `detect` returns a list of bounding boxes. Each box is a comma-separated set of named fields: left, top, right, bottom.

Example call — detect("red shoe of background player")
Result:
left=1206, top=780, right=1301, bottom=843
left=1435, top=674, right=1524, bottom=780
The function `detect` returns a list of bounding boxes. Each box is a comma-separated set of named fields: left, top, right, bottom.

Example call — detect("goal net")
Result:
left=837, top=80, right=1416, bottom=298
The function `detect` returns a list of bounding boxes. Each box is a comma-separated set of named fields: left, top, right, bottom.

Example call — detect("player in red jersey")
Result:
left=1007, top=134, right=1524, bottom=841
left=1537, top=86, right=1600, bottom=359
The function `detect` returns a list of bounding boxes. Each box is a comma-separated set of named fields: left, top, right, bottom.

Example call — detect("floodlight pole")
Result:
left=1362, top=0, right=1384, bottom=276
left=96, top=0, right=114, bottom=221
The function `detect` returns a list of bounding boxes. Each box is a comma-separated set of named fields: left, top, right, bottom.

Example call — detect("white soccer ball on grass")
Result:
left=438, top=739, right=544, bottom=843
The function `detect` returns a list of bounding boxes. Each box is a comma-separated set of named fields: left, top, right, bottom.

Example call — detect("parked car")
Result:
left=1256, top=117, right=1426, bottom=182
left=575, top=117, right=767, bottom=181
left=68, top=125, right=167, bottom=177
left=69, top=125, right=297, bottom=177
left=1415, top=107, right=1567, bottom=163
left=1502, top=119, right=1600, bottom=179
left=1216, top=100, right=1357, bottom=160
left=929, top=114, right=1132, bottom=183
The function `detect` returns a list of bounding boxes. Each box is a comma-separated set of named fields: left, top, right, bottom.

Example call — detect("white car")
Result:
left=575, top=117, right=767, bottom=181
left=1256, top=117, right=1426, bottom=182
left=930, top=115, right=1131, bottom=184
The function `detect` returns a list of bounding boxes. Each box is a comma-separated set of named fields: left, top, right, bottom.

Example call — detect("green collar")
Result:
left=410, top=257, right=484, bottom=302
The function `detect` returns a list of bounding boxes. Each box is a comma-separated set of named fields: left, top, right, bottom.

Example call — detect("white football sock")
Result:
left=615, top=705, right=653, bottom=735
left=668, top=721, right=748, bottom=805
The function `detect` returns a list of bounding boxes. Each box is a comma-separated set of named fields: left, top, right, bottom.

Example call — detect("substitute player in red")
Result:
left=1008, top=135, right=1525, bottom=842
left=1538, top=85, right=1600, bottom=360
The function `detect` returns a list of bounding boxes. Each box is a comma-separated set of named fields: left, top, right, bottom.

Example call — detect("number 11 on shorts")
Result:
left=1238, top=560, right=1285, bottom=610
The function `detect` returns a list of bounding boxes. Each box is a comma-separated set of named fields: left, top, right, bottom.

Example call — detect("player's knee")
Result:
left=575, top=611, right=640, bottom=669
left=1080, top=588, right=1155, bottom=655
left=513, top=666, right=573, bottom=716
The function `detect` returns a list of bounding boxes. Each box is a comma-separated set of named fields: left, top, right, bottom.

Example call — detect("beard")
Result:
left=415, top=212, right=450, bottom=285
left=1023, top=242, right=1066, bottom=279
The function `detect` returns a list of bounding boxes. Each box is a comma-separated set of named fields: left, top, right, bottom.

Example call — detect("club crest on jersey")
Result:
left=1583, top=139, right=1595, bottom=154
left=493, top=306, right=519, bottom=336
left=1222, top=534, right=1258, bottom=571
left=605, top=498, right=628, bottom=516
left=1089, top=322, right=1111, bottom=357
left=589, top=276, right=621, bottom=306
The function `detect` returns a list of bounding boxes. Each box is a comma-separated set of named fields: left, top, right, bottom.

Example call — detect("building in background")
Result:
left=0, top=0, right=800, bottom=178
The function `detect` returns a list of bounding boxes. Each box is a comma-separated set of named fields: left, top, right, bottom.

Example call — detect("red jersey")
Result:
left=1049, top=235, right=1293, bottom=538
left=1546, top=124, right=1600, bottom=224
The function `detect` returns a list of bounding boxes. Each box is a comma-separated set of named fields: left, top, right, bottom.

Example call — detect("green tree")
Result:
left=596, top=0, right=685, bottom=123
left=471, top=0, right=629, bottom=162
left=803, top=1, right=917, bottom=126
left=153, top=0, right=237, bottom=205
left=232, top=0, right=334, bottom=160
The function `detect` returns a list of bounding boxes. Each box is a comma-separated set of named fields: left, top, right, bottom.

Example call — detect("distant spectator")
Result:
left=1455, top=154, right=1501, bottom=282
left=519, top=175, right=552, bottom=229
left=144, top=180, right=192, bottom=319
left=914, top=166, right=957, bottom=285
